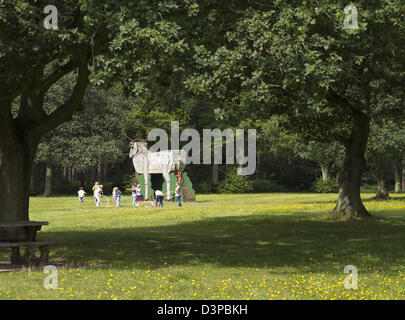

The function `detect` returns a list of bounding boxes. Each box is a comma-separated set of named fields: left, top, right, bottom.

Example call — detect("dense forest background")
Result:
left=1, top=0, right=405, bottom=223
left=30, top=78, right=404, bottom=197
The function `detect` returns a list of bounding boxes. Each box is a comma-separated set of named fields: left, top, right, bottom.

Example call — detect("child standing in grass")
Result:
left=78, top=187, right=86, bottom=203
left=95, top=185, right=103, bottom=207
left=93, top=181, right=100, bottom=204
left=131, top=182, right=137, bottom=207
left=175, top=182, right=182, bottom=207
left=92, top=181, right=100, bottom=193
left=154, top=190, right=164, bottom=208
left=132, top=183, right=142, bottom=207
left=176, top=171, right=182, bottom=183
left=112, top=187, right=122, bottom=207
left=135, top=184, right=142, bottom=207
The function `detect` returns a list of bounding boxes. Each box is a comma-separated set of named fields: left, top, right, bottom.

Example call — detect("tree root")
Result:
left=371, top=191, right=391, bottom=201
left=329, top=205, right=371, bottom=221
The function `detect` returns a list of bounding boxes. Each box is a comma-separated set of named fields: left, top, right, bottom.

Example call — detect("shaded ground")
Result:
left=1, top=193, right=405, bottom=299
left=2, top=208, right=402, bottom=273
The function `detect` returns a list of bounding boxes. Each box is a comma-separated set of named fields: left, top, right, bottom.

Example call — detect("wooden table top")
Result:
left=0, top=221, right=49, bottom=228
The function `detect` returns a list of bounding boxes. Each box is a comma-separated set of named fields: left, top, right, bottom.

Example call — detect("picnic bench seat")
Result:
left=0, top=241, right=55, bottom=265
left=0, top=221, right=54, bottom=266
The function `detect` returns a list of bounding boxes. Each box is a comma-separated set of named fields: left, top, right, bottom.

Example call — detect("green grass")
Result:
left=2, top=193, right=405, bottom=300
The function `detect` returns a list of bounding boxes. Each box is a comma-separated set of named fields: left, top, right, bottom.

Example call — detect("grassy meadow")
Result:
left=2, top=193, right=405, bottom=300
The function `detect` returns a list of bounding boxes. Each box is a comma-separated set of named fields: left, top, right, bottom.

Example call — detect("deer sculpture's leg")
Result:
left=167, top=172, right=171, bottom=200
left=163, top=170, right=171, bottom=200
left=144, top=173, right=149, bottom=200
left=160, top=155, right=171, bottom=201
left=144, top=157, right=149, bottom=200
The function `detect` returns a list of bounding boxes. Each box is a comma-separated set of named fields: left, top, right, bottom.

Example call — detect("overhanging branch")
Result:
left=327, top=90, right=368, bottom=121
left=42, top=59, right=78, bottom=93
left=30, top=55, right=90, bottom=137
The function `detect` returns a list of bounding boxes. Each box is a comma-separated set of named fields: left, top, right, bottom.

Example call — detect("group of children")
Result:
left=78, top=183, right=125, bottom=207
left=77, top=176, right=183, bottom=209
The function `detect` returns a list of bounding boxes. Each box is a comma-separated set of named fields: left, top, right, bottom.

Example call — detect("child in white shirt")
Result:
left=175, top=182, right=182, bottom=207
left=95, top=185, right=103, bottom=207
left=78, top=187, right=86, bottom=203
left=112, top=187, right=122, bottom=207
left=154, top=190, right=164, bottom=208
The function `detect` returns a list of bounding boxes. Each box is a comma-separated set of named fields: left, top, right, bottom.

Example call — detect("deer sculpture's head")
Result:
left=123, top=133, right=148, bottom=158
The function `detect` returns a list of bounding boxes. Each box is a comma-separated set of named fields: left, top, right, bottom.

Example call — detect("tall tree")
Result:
left=35, top=81, right=131, bottom=195
left=367, top=118, right=405, bottom=200
left=0, top=0, right=196, bottom=223
left=186, top=1, right=405, bottom=217
left=295, top=141, right=344, bottom=182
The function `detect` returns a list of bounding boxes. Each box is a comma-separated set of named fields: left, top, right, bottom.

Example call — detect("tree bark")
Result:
left=92, top=166, right=96, bottom=184
left=97, top=162, right=102, bottom=181
left=0, top=140, right=37, bottom=222
left=375, top=170, right=390, bottom=200
left=320, top=162, right=330, bottom=181
left=393, top=159, right=402, bottom=193
left=211, top=164, right=218, bottom=190
left=255, top=154, right=260, bottom=179
left=402, top=162, right=405, bottom=192
left=103, top=165, right=107, bottom=181
left=371, top=155, right=390, bottom=200
left=0, top=53, right=89, bottom=227
left=44, top=166, right=52, bottom=197
left=86, top=168, right=90, bottom=185
left=0, top=132, right=39, bottom=239
left=332, top=115, right=370, bottom=218
left=30, top=165, right=36, bottom=192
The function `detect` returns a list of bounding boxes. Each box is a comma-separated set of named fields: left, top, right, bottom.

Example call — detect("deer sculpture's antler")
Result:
left=122, top=132, right=136, bottom=143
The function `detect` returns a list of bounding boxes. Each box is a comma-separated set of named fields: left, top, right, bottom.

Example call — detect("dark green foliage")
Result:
left=312, top=177, right=338, bottom=193
left=53, top=180, right=82, bottom=196
left=195, top=181, right=212, bottom=194
left=122, top=173, right=139, bottom=195
left=252, top=179, right=289, bottom=193
left=3, top=0, right=405, bottom=212
left=360, top=184, right=378, bottom=193
left=217, top=167, right=253, bottom=194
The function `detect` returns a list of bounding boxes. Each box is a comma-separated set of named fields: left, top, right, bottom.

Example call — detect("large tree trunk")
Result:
left=375, top=172, right=390, bottom=200
left=320, top=162, right=330, bottom=181
left=372, top=155, right=390, bottom=200
left=0, top=139, right=38, bottom=222
left=30, top=165, right=36, bottom=192
left=211, top=164, right=219, bottom=190
left=0, top=53, right=89, bottom=231
left=333, top=116, right=370, bottom=218
left=44, top=166, right=52, bottom=197
left=0, top=134, right=39, bottom=239
left=394, top=159, right=402, bottom=193
left=255, top=154, right=260, bottom=179
left=103, top=165, right=107, bottom=182
left=402, top=163, right=405, bottom=192
left=97, top=162, right=102, bottom=181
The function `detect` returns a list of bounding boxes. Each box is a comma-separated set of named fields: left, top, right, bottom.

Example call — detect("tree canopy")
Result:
left=1, top=1, right=405, bottom=223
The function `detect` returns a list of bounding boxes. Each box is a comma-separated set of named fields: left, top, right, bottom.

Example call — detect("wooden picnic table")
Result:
left=0, top=221, right=49, bottom=241
left=0, top=221, right=54, bottom=265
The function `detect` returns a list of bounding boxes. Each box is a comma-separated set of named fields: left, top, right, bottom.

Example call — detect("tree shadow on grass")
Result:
left=377, top=196, right=405, bottom=202
left=38, top=214, right=405, bottom=272
left=298, top=195, right=405, bottom=208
